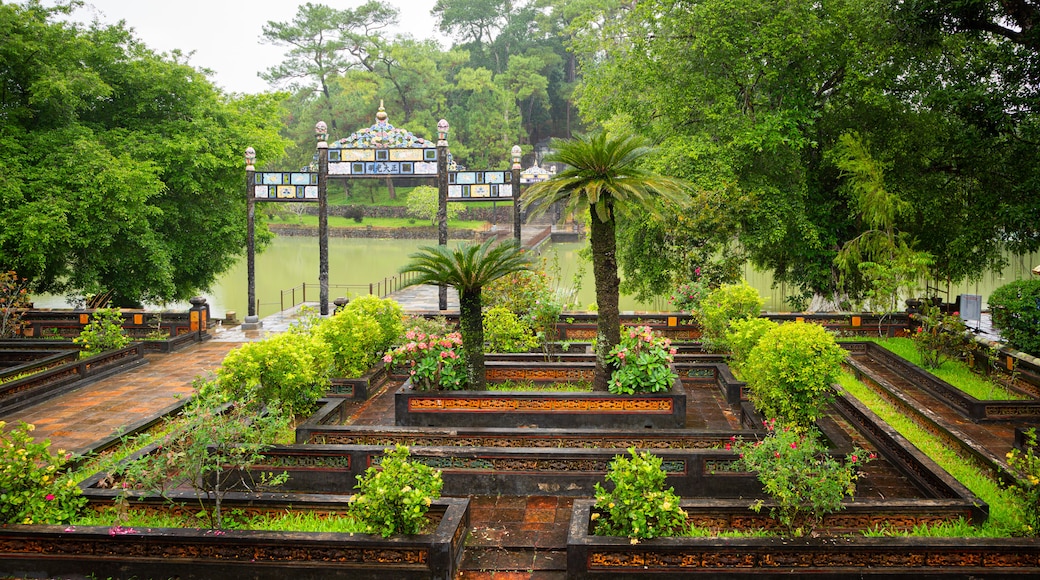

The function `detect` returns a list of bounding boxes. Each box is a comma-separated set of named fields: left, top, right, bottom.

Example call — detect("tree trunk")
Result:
left=459, top=288, right=486, bottom=390
left=589, top=207, right=620, bottom=391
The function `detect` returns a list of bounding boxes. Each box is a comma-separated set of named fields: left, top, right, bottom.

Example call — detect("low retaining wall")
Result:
left=4, top=492, right=469, bottom=580
left=567, top=500, right=1033, bottom=579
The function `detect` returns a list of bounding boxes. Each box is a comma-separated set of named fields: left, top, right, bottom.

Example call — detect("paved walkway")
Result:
left=8, top=341, right=240, bottom=455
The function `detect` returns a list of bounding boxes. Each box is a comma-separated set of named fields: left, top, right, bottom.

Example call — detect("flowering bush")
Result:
left=384, top=330, right=466, bottom=390
left=735, top=419, right=875, bottom=536
left=349, top=444, right=443, bottom=537
left=0, top=271, right=31, bottom=338
left=1006, top=428, right=1040, bottom=536
left=607, top=326, right=678, bottom=395
left=593, top=448, right=689, bottom=541
left=911, top=304, right=972, bottom=369
left=0, top=421, right=85, bottom=525
left=73, top=308, right=130, bottom=358
left=669, top=278, right=708, bottom=313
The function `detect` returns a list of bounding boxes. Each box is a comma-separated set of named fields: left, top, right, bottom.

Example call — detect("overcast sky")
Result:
left=68, top=0, right=441, bottom=94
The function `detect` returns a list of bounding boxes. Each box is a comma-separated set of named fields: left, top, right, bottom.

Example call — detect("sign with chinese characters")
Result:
left=448, top=171, right=513, bottom=200
left=327, top=147, right=439, bottom=176
left=254, top=172, right=318, bottom=201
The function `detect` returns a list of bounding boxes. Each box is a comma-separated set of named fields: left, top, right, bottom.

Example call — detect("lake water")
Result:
left=35, top=235, right=1039, bottom=318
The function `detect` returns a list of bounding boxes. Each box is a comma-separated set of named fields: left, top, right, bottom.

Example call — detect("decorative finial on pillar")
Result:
left=511, top=145, right=522, bottom=170
left=245, top=147, right=256, bottom=171
left=315, top=121, right=328, bottom=148
left=437, top=119, right=449, bottom=147
left=376, top=99, right=388, bottom=123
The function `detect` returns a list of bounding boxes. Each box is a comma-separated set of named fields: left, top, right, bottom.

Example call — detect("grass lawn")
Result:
left=847, top=337, right=1027, bottom=401
left=271, top=214, right=488, bottom=230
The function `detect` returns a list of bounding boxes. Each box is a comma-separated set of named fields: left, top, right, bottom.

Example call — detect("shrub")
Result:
left=406, top=185, right=463, bottom=225
left=349, top=444, right=443, bottom=537
left=341, top=295, right=404, bottom=355
left=73, top=308, right=130, bottom=357
left=988, top=279, right=1040, bottom=356
left=383, top=331, right=466, bottom=390
left=696, top=280, right=764, bottom=352
left=1006, top=428, right=1040, bottom=536
left=483, top=306, right=537, bottom=353
left=0, top=271, right=30, bottom=338
left=214, top=332, right=331, bottom=416
left=113, top=386, right=290, bottom=529
left=593, top=448, right=689, bottom=541
left=313, top=309, right=383, bottom=378
left=0, top=421, right=85, bottom=525
left=735, top=419, right=875, bottom=536
left=607, top=326, right=677, bottom=395
left=743, top=322, right=846, bottom=430
left=342, top=205, right=364, bottom=223
left=911, top=304, right=972, bottom=369
left=725, top=317, right=779, bottom=370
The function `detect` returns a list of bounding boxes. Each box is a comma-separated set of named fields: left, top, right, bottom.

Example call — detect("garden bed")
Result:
left=0, top=343, right=147, bottom=416
left=394, top=374, right=687, bottom=429
left=566, top=499, right=1036, bottom=579
left=328, top=361, right=390, bottom=400
left=843, top=342, right=1040, bottom=423
left=0, top=492, right=469, bottom=580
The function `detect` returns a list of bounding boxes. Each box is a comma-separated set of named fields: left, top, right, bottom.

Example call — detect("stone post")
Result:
left=511, top=145, right=522, bottom=245
left=243, top=147, right=262, bottom=330
left=316, top=121, right=330, bottom=316
left=437, top=119, right=450, bottom=311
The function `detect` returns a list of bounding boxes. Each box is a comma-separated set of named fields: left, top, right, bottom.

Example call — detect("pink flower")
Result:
left=617, top=350, right=626, bottom=360
left=789, top=442, right=797, bottom=449
left=405, top=330, right=416, bottom=340
left=774, top=452, right=781, bottom=458
left=45, top=494, right=55, bottom=501
left=850, top=454, right=859, bottom=463
left=724, top=443, right=731, bottom=451
left=669, top=348, right=677, bottom=355
left=383, top=353, right=393, bottom=363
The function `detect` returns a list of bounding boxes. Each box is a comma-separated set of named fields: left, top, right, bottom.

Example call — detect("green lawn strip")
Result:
left=74, top=506, right=368, bottom=533
left=485, top=380, right=592, bottom=392
left=845, top=337, right=1026, bottom=401
left=836, top=372, right=1024, bottom=536
left=277, top=214, right=487, bottom=230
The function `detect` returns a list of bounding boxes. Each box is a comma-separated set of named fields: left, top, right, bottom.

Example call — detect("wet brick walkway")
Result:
left=7, top=341, right=240, bottom=455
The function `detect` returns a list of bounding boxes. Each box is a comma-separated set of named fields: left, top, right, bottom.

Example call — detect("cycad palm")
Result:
left=401, top=238, right=532, bottom=389
left=523, top=132, right=689, bottom=390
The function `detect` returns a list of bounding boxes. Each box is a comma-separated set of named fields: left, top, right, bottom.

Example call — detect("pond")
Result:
left=34, top=235, right=1039, bottom=318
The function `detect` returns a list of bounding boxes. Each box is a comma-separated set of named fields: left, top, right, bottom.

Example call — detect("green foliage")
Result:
left=669, top=280, right=709, bottom=313
left=73, top=308, right=130, bottom=358
left=0, top=3, right=288, bottom=304
left=744, top=322, right=847, bottom=430
left=606, top=326, right=677, bottom=395
left=341, top=295, right=405, bottom=356
left=401, top=239, right=531, bottom=389
left=112, top=386, right=290, bottom=529
left=482, top=306, right=537, bottom=353
left=988, top=279, right=1040, bottom=356
left=349, top=445, right=443, bottom=538
left=592, top=448, right=689, bottom=540
left=725, top=317, right=779, bottom=370
left=313, top=310, right=382, bottom=379
left=1006, top=429, right=1040, bottom=536
left=214, top=332, right=331, bottom=417
left=911, top=304, right=972, bottom=369
left=0, top=270, right=30, bottom=338
left=735, top=420, right=875, bottom=536
left=397, top=315, right=455, bottom=342
left=405, top=186, right=464, bottom=226
left=0, top=421, right=85, bottom=525
left=696, top=281, right=764, bottom=352
left=384, top=331, right=466, bottom=390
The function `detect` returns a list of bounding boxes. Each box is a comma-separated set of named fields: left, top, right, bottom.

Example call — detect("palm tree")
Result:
left=523, top=132, right=690, bottom=391
left=401, top=238, right=532, bottom=389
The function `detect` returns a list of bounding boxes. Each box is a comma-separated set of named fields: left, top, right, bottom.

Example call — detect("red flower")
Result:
left=45, top=494, right=55, bottom=501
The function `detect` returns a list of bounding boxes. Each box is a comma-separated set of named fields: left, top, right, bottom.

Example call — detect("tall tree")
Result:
left=523, top=132, right=689, bottom=390
left=0, top=2, right=288, bottom=305
left=400, top=239, right=531, bottom=390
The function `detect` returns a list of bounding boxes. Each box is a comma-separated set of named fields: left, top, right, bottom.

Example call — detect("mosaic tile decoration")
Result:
left=253, top=172, right=319, bottom=201
left=447, top=171, right=513, bottom=199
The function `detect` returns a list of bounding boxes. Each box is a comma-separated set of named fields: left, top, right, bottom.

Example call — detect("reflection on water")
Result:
left=35, top=236, right=1040, bottom=317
